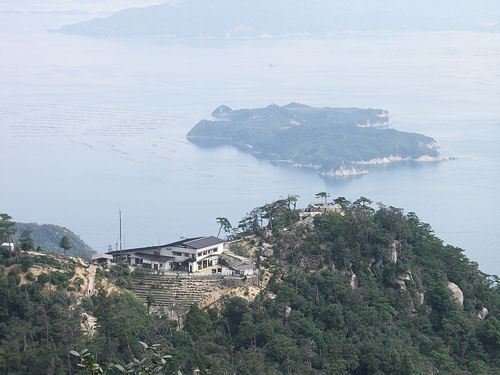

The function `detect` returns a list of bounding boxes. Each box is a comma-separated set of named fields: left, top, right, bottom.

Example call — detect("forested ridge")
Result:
left=0, top=196, right=499, bottom=374
left=14, top=222, right=95, bottom=258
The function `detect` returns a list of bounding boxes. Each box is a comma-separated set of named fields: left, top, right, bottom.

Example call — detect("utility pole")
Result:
left=119, top=210, right=123, bottom=251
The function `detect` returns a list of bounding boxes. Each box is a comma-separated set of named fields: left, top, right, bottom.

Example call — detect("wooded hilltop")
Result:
left=0, top=196, right=499, bottom=374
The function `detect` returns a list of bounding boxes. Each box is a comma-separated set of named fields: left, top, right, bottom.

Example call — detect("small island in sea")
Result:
left=187, top=103, right=445, bottom=176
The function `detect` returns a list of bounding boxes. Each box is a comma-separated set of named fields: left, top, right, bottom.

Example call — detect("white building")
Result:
left=91, top=254, right=113, bottom=265
left=0, top=242, right=15, bottom=252
left=232, top=264, right=256, bottom=276
left=108, top=236, right=225, bottom=273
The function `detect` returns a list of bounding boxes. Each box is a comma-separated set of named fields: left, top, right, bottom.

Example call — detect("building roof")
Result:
left=106, top=236, right=224, bottom=255
left=161, top=236, right=203, bottom=248
left=107, top=244, right=161, bottom=255
left=135, top=252, right=174, bottom=262
left=91, top=254, right=113, bottom=261
left=183, top=236, right=225, bottom=249
left=233, top=264, right=255, bottom=271
left=164, top=236, right=224, bottom=250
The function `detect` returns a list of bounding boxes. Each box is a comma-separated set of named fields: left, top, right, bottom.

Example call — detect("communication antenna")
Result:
left=119, top=209, right=123, bottom=251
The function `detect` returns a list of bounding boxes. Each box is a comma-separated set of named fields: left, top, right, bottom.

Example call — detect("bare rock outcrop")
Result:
left=396, top=271, right=413, bottom=290
left=389, top=240, right=401, bottom=264
left=416, top=291, right=425, bottom=305
left=348, top=273, right=358, bottom=289
left=447, top=282, right=464, bottom=306
left=477, top=307, right=489, bottom=320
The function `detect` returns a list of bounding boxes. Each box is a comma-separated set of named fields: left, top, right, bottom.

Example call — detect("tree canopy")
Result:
left=0, top=198, right=498, bottom=374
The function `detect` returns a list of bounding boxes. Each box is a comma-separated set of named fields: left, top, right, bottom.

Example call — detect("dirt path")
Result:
left=86, top=265, right=97, bottom=296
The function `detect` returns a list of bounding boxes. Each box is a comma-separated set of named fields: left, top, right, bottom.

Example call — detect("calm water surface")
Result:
left=1, top=13, right=499, bottom=275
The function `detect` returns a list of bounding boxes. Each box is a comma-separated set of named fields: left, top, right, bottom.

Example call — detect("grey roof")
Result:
left=164, top=236, right=224, bottom=249
left=161, top=236, right=203, bottom=248
left=183, top=236, right=224, bottom=249
left=107, top=236, right=224, bottom=255
left=107, top=245, right=161, bottom=255
left=135, top=252, right=174, bottom=262
left=92, top=254, right=113, bottom=260
left=233, top=264, right=255, bottom=271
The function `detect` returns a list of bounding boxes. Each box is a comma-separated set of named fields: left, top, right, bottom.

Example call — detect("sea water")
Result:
left=0, top=12, right=499, bottom=275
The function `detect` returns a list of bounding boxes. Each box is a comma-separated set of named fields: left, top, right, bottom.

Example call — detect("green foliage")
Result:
left=19, top=229, right=34, bottom=251
left=34, top=254, right=63, bottom=268
left=59, top=235, right=72, bottom=256
left=70, top=342, right=180, bottom=375
left=0, top=266, right=83, bottom=374
left=19, top=255, right=34, bottom=271
left=105, top=263, right=133, bottom=289
left=1, top=197, right=499, bottom=374
left=49, top=270, right=74, bottom=288
left=184, top=304, right=211, bottom=341
left=315, top=191, right=330, bottom=204
left=216, top=217, right=232, bottom=238
left=0, top=213, right=16, bottom=243
left=37, top=272, right=50, bottom=284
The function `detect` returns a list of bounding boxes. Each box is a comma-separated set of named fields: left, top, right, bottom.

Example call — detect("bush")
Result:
left=73, top=277, right=84, bottom=290
left=26, top=271, right=35, bottom=281
left=37, top=273, right=50, bottom=285
left=34, top=255, right=61, bottom=268
left=49, top=271, right=72, bottom=287
left=0, top=247, right=12, bottom=261
left=4, top=258, right=16, bottom=267
left=8, top=271, right=21, bottom=287
left=133, top=267, right=153, bottom=276
left=19, top=255, right=34, bottom=271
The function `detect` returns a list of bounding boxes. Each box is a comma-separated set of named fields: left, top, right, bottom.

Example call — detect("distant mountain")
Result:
left=14, top=222, right=95, bottom=258
left=486, top=22, right=500, bottom=32
left=187, top=103, right=443, bottom=176
left=59, top=0, right=500, bottom=38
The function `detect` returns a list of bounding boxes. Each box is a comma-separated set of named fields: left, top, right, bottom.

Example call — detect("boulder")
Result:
left=477, top=307, right=489, bottom=320
left=397, top=280, right=406, bottom=290
left=396, top=271, right=413, bottom=289
left=348, top=273, right=358, bottom=289
left=447, top=282, right=464, bottom=306
left=416, top=291, right=425, bottom=305
left=389, top=240, right=400, bottom=264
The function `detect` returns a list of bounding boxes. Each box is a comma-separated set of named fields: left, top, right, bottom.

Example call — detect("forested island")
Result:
left=187, top=103, right=444, bottom=176
left=1, top=197, right=499, bottom=374
left=58, top=0, right=499, bottom=38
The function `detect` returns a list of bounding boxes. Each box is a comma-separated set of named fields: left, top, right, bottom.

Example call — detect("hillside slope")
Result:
left=14, top=222, right=95, bottom=258
left=223, top=197, right=500, bottom=374
left=0, top=198, right=499, bottom=374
